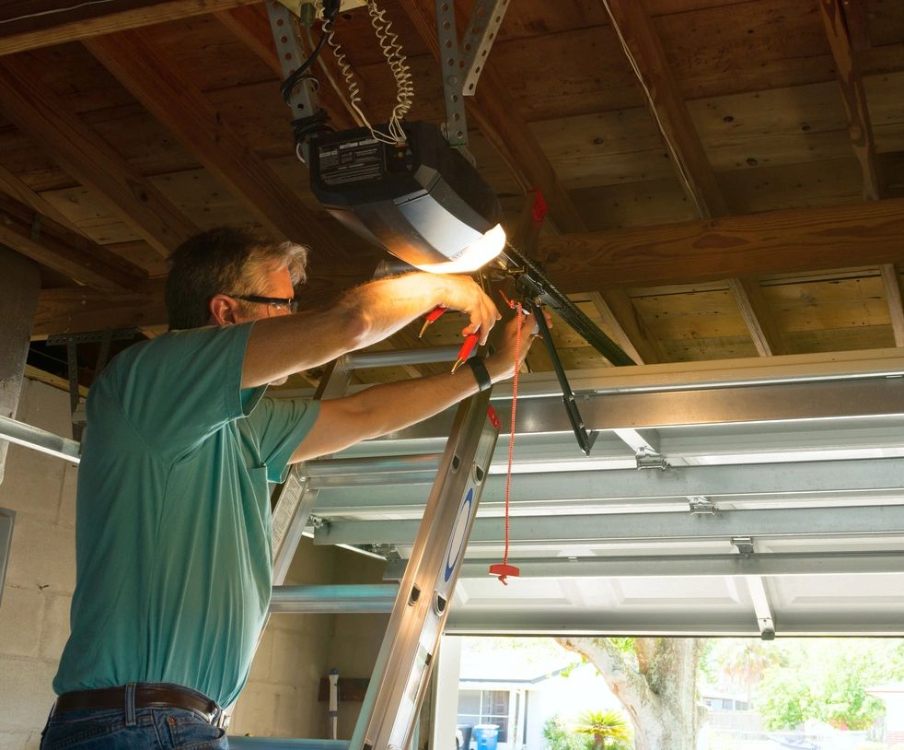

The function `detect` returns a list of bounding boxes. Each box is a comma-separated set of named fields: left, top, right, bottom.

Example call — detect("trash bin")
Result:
left=456, top=724, right=473, bottom=750
left=472, top=724, right=499, bottom=750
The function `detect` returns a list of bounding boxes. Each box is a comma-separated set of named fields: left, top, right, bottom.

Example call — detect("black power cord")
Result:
left=279, top=0, right=341, bottom=105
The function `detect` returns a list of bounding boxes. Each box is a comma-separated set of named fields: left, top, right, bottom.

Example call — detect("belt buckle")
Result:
left=212, top=706, right=226, bottom=729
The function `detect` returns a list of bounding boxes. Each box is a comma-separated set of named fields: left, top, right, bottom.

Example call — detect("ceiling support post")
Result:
left=0, top=247, right=40, bottom=485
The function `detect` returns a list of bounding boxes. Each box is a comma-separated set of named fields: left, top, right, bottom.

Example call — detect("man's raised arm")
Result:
left=290, top=311, right=540, bottom=462
left=241, top=272, right=500, bottom=388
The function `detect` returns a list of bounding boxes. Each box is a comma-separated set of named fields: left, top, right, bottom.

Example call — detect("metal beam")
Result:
left=612, top=429, right=661, bottom=456
left=0, top=509, right=14, bottom=607
left=281, top=349, right=904, bottom=401
left=0, top=415, right=80, bottom=464
left=311, top=457, right=904, bottom=516
left=444, top=610, right=904, bottom=637
left=746, top=576, right=776, bottom=639
left=452, top=551, right=904, bottom=579
left=357, top=373, right=904, bottom=444
left=229, top=739, right=349, bottom=750
left=314, top=504, right=904, bottom=547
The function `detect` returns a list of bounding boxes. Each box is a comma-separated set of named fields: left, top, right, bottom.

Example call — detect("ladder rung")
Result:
left=304, top=453, right=443, bottom=488
left=345, top=346, right=459, bottom=370
left=270, top=585, right=398, bottom=614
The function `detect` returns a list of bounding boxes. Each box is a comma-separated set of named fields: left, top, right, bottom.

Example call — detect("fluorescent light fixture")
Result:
left=310, top=122, right=505, bottom=274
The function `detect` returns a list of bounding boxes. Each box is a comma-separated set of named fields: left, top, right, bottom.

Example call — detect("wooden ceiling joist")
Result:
left=0, top=56, right=198, bottom=257
left=34, top=263, right=372, bottom=339
left=0, top=193, right=145, bottom=293
left=41, top=195, right=904, bottom=343
left=600, top=0, right=727, bottom=219
left=727, top=277, right=787, bottom=356
left=597, top=1, right=791, bottom=357
left=32, top=281, right=167, bottom=341
left=85, top=30, right=350, bottom=262
left=818, top=0, right=881, bottom=201
left=0, top=163, right=82, bottom=234
left=397, top=0, right=587, bottom=234
left=595, top=290, right=663, bottom=365
left=0, top=0, right=259, bottom=57
left=880, top=264, right=904, bottom=348
left=818, top=1, right=903, bottom=346
left=539, top=197, right=904, bottom=291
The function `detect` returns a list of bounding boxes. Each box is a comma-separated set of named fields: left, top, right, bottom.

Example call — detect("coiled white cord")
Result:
left=324, top=0, right=414, bottom=145
left=367, top=0, right=414, bottom=143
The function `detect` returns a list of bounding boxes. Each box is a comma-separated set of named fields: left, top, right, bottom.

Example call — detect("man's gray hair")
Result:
left=165, top=227, right=308, bottom=330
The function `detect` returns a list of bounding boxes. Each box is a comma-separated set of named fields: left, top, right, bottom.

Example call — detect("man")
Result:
left=42, top=227, right=539, bottom=749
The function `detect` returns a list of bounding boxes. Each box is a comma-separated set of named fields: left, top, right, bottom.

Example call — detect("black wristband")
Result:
left=466, top=357, right=493, bottom=392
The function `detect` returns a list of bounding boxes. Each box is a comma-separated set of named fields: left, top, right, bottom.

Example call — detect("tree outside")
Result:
left=458, top=636, right=904, bottom=750
left=552, top=637, right=904, bottom=749
left=574, top=710, right=633, bottom=750
left=752, top=640, right=904, bottom=731
left=557, top=637, right=700, bottom=750
left=543, top=709, right=633, bottom=750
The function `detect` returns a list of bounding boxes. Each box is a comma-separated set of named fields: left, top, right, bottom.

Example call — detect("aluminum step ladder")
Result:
left=231, top=344, right=501, bottom=750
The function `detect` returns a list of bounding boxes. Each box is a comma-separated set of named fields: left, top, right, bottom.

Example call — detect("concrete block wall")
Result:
left=230, top=538, right=338, bottom=739
left=230, top=544, right=389, bottom=742
left=327, top=552, right=391, bottom=739
left=0, top=379, right=78, bottom=750
left=0, top=377, right=392, bottom=748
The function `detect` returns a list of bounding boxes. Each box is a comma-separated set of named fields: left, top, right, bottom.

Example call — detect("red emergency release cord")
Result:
left=489, top=295, right=524, bottom=585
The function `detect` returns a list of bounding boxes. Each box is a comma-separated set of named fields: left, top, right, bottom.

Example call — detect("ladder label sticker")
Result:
left=444, top=488, right=473, bottom=582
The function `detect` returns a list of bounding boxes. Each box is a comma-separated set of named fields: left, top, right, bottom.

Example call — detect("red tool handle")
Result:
left=419, top=305, right=447, bottom=338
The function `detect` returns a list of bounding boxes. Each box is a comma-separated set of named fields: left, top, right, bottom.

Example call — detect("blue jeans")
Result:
left=41, top=706, right=228, bottom=749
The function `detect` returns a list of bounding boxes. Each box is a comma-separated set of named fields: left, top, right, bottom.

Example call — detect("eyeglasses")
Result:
left=226, top=293, right=299, bottom=314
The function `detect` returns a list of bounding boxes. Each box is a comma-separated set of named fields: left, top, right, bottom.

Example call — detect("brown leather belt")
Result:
left=54, top=684, right=221, bottom=724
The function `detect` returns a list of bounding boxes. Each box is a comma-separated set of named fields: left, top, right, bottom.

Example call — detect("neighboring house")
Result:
left=455, top=640, right=622, bottom=750
left=698, top=688, right=762, bottom=734
left=866, top=682, right=904, bottom=744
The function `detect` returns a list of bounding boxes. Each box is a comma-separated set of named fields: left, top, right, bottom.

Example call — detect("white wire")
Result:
left=302, top=24, right=366, bottom=128
left=366, top=0, right=414, bottom=143
left=324, top=16, right=397, bottom=144
left=323, top=0, right=414, bottom=145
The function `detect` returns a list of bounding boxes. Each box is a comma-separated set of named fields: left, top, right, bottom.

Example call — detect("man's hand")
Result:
left=290, top=305, right=549, bottom=463
left=243, top=271, right=501, bottom=388
left=485, top=309, right=548, bottom=382
left=431, top=274, right=501, bottom=345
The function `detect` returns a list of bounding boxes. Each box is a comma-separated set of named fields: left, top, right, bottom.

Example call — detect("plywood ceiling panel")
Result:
left=571, top=179, right=695, bottom=230
left=655, top=0, right=835, bottom=98
left=865, top=0, right=904, bottom=47
left=718, top=158, right=863, bottom=214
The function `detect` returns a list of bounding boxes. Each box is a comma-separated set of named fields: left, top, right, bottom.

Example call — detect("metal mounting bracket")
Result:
left=461, top=0, right=510, bottom=96
left=267, top=0, right=322, bottom=162
left=434, top=0, right=509, bottom=147
left=732, top=535, right=755, bottom=556
left=688, top=496, right=717, bottom=515
left=636, top=448, right=669, bottom=471
left=435, top=0, right=469, bottom=147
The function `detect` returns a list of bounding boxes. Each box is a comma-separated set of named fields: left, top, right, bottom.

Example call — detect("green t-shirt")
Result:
left=53, top=323, right=320, bottom=707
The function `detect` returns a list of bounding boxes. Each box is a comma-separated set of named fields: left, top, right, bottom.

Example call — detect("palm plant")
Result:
left=573, top=710, right=632, bottom=750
